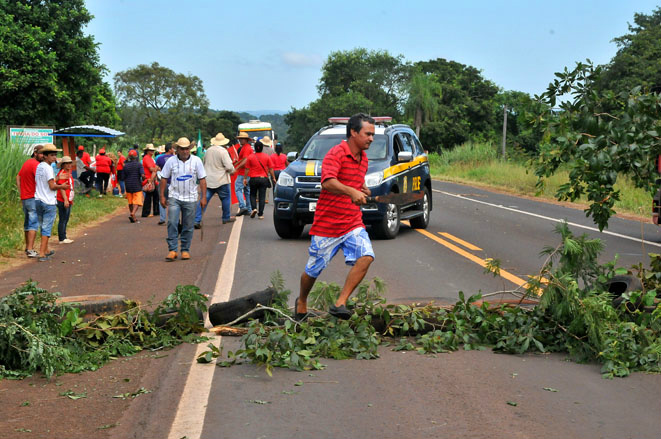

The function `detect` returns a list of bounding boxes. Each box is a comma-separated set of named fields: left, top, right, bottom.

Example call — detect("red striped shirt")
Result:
left=309, top=140, right=368, bottom=237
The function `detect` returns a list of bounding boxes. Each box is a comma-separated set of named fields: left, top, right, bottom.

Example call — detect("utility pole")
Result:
left=501, top=105, right=508, bottom=159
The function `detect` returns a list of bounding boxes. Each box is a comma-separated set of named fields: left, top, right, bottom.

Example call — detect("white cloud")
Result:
left=281, top=52, right=322, bottom=68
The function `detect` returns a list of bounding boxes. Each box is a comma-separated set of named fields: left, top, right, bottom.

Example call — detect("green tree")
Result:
left=286, top=48, right=408, bottom=148
left=416, top=58, right=499, bottom=151
left=113, top=62, right=209, bottom=142
left=404, top=71, right=442, bottom=138
left=0, top=0, right=117, bottom=127
left=534, top=61, right=661, bottom=230
left=200, top=110, right=242, bottom=144
left=493, top=90, right=548, bottom=154
left=598, top=7, right=661, bottom=94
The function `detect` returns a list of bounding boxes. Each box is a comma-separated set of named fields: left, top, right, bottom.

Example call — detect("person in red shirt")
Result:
left=294, top=114, right=376, bottom=321
left=78, top=145, right=92, bottom=167
left=116, top=147, right=126, bottom=196
left=56, top=156, right=75, bottom=244
left=232, top=132, right=253, bottom=215
left=141, top=144, right=160, bottom=217
left=269, top=143, right=288, bottom=188
left=95, top=148, right=113, bottom=196
left=246, top=141, right=276, bottom=219
left=16, top=144, right=44, bottom=258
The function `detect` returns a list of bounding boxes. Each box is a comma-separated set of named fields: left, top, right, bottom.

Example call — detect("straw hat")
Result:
left=157, top=144, right=165, bottom=154
left=210, top=133, right=230, bottom=146
left=175, top=137, right=191, bottom=148
left=41, top=144, right=61, bottom=153
left=236, top=132, right=252, bottom=140
left=144, top=143, right=156, bottom=151
left=58, top=156, right=73, bottom=168
left=261, top=136, right=273, bottom=147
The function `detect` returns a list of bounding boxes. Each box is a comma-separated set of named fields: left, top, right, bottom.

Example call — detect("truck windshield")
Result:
left=301, top=134, right=387, bottom=160
left=239, top=130, right=271, bottom=140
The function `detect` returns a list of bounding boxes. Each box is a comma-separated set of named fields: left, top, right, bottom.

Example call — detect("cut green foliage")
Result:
left=210, top=225, right=661, bottom=378
left=0, top=282, right=208, bottom=379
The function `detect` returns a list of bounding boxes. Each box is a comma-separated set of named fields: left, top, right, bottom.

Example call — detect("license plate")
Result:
left=309, top=202, right=317, bottom=212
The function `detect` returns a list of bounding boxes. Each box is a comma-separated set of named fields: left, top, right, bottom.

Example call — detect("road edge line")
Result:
left=167, top=216, right=244, bottom=439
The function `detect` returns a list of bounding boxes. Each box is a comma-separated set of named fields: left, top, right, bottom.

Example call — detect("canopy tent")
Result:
left=49, top=125, right=125, bottom=158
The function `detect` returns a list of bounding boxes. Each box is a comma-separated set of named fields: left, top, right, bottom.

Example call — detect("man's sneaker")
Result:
left=194, top=223, right=201, bottom=229
left=250, top=209, right=258, bottom=218
left=38, top=256, right=50, bottom=262
left=45, top=250, right=55, bottom=257
left=26, top=250, right=39, bottom=258
left=181, top=251, right=190, bottom=260
left=222, top=218, right=236, bottom=224
left=158, top=220, right=165, bottom=225
left=236, top=208, right=247, bottom=216
left=258, top=215, right=264, bottom=220
left=165, top=251, right=178, bottom=261
left=59, top=239, right=74, bottom=244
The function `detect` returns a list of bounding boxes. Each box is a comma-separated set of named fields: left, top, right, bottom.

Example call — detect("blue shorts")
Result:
left=305, top=227, right=375, bottom=278
left=35, top=200, right=57, bottom=237
left=22, top=198, right=38, bottom=231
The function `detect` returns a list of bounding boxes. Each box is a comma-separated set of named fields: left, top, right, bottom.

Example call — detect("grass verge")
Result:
left=428, top=142, right=652, bottom=219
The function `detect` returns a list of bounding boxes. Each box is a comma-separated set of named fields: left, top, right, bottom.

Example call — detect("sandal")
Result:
left=329, top=304, right=353, bottom=320
left=293, top=298, right=321, bottom=322
left=129, top=216, right=136, bottom=223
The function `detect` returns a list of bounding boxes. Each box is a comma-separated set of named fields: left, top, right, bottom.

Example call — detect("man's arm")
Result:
left=322, top=178, right=367, bottom=205
left=199, top=178, right=207, bottom=209
left=48, top=179, right=69, bottom=191
left=16, top=174, right=21, bottom=194
left=159, top=178, right=167, bottom=208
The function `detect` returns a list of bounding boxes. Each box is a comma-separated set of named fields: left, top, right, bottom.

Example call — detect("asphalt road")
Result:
left=168, top=181, right=661, bottom=439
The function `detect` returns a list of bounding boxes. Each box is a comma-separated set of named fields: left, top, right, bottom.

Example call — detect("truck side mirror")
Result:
left=287, top=151, right=298, bottom=162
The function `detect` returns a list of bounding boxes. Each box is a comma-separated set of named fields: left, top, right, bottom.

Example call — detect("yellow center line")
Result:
left=439, top=232, right=483, bottom=251
left=412, top=228, right=528, bottom=288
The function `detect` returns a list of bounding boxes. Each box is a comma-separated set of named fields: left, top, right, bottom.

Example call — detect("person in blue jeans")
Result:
left=159, top=137, right=207, bottom=261
left=195, top=133, right=236, bottom=226
left=155, top=143, right=175, bottom=225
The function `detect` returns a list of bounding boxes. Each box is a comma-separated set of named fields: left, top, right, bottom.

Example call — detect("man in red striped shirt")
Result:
left=294, top=113, right=376, bottom=320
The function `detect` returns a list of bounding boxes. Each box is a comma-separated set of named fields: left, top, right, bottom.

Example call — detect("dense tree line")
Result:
left=0, top=0, right=118, bottom=128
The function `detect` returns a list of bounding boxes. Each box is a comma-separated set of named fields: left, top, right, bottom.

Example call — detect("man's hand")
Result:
left=200, top=196, right=207, bottom=209
left=350, top=187, right=368, bottom=205
left=361, top=183, right=371, bottom=197
left=160, top=196, right=168, bottom=209
left=64, top=201, right=70, bottom=208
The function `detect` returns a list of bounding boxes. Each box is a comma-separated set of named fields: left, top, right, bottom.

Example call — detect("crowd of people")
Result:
left=16, top=132, right=289, bottom=262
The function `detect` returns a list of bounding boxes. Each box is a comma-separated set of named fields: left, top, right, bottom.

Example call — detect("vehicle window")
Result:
left=301, top=134, right=387, bottom=160
left=396, top=133, right=413, bottom=154
left=411, top=135, right=425, bottom=155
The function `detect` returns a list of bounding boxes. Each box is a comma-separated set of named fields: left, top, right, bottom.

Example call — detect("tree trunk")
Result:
left=414, top=108, right=422, bottom=138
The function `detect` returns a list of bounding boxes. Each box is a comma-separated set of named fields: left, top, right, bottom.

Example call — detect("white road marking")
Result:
left=168, top=216, right=244, bottom=439
left=434, top=189, right=661, bottom=248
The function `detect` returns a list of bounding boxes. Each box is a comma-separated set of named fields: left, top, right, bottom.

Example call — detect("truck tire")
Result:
left=56, top=295, right=128, bottom=315
left=274, top=215, right=304, bottom=239
left=409, top=187, right=431, bottom=229
left=606, top=275, right=643, bottom=310
left=372, top=203, right=400, bottom=239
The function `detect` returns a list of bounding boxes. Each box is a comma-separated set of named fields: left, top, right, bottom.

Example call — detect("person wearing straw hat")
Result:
left=55, top=156, right=75, bottom=244
left=233, top=132, right=254, bottom=216
left=16, top=144, right=45, bottom=258
left=155, top=142, right=175, bottom=225
left=195, top=133, right=235, bottom=227
left=159, top=137, right=207, bottom=261
left=141, top=144, right=160, bottom=217
left=34, top=144, right=70, bottom=262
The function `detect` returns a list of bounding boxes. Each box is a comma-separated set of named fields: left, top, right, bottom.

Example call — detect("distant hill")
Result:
left=241, top=110, right=287, bottom=117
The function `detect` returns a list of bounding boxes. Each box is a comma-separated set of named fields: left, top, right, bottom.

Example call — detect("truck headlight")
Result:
left=277, top=172, right=294, bottom=187
left=364, top=171, right=383, bottom=188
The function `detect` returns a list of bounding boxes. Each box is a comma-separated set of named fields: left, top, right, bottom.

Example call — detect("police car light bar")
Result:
left=328, top=116, right=392, bottom=124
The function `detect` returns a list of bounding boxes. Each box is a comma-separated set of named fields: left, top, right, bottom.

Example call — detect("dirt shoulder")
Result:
left=0, top=197, right=233, bottom=439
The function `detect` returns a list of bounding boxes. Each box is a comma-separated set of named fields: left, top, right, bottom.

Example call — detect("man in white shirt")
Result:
left=195, top=132, right=235, bottom=227
left=159, top=137, right=207, bottom=261
left=35, top=144, right=70, bottom=261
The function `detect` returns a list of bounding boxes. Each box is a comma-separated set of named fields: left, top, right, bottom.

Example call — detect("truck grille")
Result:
left=296, top=176, right=321, bottom=184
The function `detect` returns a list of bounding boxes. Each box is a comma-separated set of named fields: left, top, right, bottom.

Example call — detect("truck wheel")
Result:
left=372, top=203, right=400, bottom=239
left=409, top=187, right=431, bottom=229
left=56, top=295, right=128, bottom=315
left=274, top=215, right=304, bottom=239
left=606, top=275, right=643, bottom=310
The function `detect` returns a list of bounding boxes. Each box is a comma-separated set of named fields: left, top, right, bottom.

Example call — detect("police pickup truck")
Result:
left=273, top=117, right=432, bottom=239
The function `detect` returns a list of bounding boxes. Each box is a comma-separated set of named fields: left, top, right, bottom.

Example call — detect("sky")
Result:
left=86, top=0, right=660, bottom=114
